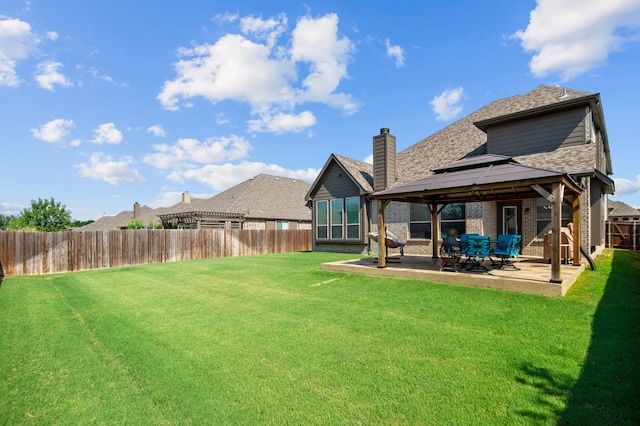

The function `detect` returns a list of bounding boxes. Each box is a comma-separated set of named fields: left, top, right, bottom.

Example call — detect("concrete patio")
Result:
left=322, top=254, right=587, bottom=297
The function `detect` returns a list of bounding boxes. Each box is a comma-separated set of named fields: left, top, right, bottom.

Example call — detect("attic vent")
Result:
left=275, top=177, right=279, bottom=181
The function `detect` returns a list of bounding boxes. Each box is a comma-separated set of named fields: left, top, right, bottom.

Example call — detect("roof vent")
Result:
left=560, top=87, right=568, bottom=98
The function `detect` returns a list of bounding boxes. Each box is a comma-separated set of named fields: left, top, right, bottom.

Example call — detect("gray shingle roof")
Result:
left=78, top=205, right=162, bottom=231
left=162, top=174, right=312, bottom=221
left=608, top=200, right=640, bottom=217
left=396, top=85, right=597, bottom=185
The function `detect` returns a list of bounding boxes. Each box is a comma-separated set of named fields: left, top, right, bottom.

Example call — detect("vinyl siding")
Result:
left=312, top=161, right=362, bottom=199
left=487, top=107, right=586, bottom=157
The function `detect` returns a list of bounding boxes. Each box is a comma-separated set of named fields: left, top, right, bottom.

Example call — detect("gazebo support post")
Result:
left=377, top=200, right=390, bottom=268
left=572, top=194, right=581, bottom=266
left=550, top=182, right=564, bottom=283
left=429, top=203, right=440, bottom=258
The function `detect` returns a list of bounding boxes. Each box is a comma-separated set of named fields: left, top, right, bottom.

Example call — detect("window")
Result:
left=315, top=197, right=361, bottom=240
left=346, top=197, right=360, bottom=239
left=409, top=203, right=466, bottom=239
left=536, top=198, right=571, bottom=237
left=330, top=199, right=343, bottom=239
left=440, top=204, right=466, bottom=237
left=276, top=220, right=289, bottom=230
left=316, top=200, right=328, bottom=239
left=409, top=204, right=431, bottom=239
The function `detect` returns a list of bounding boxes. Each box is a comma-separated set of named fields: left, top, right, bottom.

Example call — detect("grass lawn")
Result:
left=0, top=250, right=638, bottom=425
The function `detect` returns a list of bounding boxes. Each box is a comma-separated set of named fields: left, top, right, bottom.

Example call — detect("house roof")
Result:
left=395, top=85, right=608, bottom=185
left=608, top=200, right=640, bottom=218
left=305, top=154, right=373, bottom=200
left=374, top=155, right=583, bottom=204
left=78, top=204, right=164, bottom=231
left=160, top=174, right=312, bottom=222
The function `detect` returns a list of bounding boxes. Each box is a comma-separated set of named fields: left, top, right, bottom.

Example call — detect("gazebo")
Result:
left=372, top=155, right=584, bottom=283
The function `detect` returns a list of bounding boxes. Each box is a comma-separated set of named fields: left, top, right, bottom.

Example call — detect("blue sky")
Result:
left=2, top=0, right=640, bottom=220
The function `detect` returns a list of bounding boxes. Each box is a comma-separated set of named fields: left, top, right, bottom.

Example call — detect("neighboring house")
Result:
left=306, top=85, right=615, bottom=258
left=78, top=192, right=200, bottom=231
left=157, top=174, right=312, bottom=230
left=608, top=200, right=640, bottom=221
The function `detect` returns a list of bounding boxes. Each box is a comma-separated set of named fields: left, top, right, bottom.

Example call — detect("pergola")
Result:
left=157, top=211, right=245, bottom=229
left=372, top=155, right=584, bottom=283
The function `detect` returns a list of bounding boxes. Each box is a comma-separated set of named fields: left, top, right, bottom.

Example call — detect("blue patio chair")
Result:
left=459, top=233, right=478, bottom=264
left=465, top=235, right=491, bottom=271
left=492, top=234, right=522, bottom=270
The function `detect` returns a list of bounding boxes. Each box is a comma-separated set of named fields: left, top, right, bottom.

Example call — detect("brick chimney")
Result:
left=182, top=191, right=191, bottom=203
left=373, top=128, right=396, bottom=191
left=133, top=202, right=140, bottom=219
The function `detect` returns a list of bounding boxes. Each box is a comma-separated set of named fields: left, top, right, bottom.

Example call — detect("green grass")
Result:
left=0, top=250, right=638, bottom=425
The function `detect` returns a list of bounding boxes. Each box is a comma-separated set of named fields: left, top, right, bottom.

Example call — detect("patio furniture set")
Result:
left=440, top=233, right=522, bottom=273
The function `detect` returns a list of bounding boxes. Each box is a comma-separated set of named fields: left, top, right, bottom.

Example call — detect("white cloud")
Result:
left=31, top=118, right=74, bottom=143
left=0, top=17, right=40, bottom=86
left=240, top=13, right=287, bottom=48
left=91, top=122, right=123, bottom=144
left=212, top=11, right=239, bottom=24
left=513, top=0, right=640, bottom=81
left=363, top=154, right=373, bottom=164
left=430, top=87, right=464, bottom=121
left=147, top=124, right=166, bottom=137
left=77, top=152, right=145, bottom=185
left=385, top=38, right=405, bottom=68
left=0, top=202, right=25, bottom=216
left=143, top=135, right=251, bottom=169
left=247, top=110, right=316, bottom=133
left=290, top=14, right=357, bottom=111
left=158, top=12, right=357, bottom=133
left=215, top=113, right=230, bottom=125
left=35, top=61, right=73, bottom=91
left=167, top=161, right=319, bottom=191
left=614, top=175, right=640, bottom=195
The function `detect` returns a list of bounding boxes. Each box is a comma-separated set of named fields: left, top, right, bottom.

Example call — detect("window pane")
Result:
left=410, top=223, right=431, bottom=239
left=347, top=224, right=359, bottom=239
left=331, top=225, right=343, bottom=239
left=277, top=220, right=289, bottom=230
left=346, top=197, right=359, bottom=224
left=536, top=197, right=572, bottom=237
left=331, top=199, right=343, bottom=225
left=317, top=201, right=328, bottom=225
left=317, top=226, right=328, bottom=239
left=410, top=204, right=429, bottom=221
left=441, top=204, right=464, bottom=220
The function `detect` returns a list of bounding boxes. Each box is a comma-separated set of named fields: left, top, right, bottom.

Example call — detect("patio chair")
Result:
left=460, top=233, right=479, bottom=265
left=492, top=234, right=522, bottom=270
left=440, top=236, right=462, bottom=272
left=465, top=235, right=491, bottom=272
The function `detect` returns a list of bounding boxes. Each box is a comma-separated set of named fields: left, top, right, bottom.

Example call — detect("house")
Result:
left=79, top=174, right=311, bottom=231
left=607, top=200, right=640, bottom=221
left=157, top=174, right=312, bottom=230
left=306, top=85, right=615, bottom=268
left=77, top=200, right=176, bottom=231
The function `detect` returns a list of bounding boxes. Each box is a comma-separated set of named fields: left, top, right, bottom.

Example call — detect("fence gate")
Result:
left=606, top=221, right=639, bottom=250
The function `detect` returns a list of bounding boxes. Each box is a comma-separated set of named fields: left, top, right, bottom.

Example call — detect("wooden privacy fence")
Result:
left=0, top=229, right=311, bottom=276
left=606, top=221, right=639, bottom=251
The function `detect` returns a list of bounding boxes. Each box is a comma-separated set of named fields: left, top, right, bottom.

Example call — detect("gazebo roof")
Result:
left=373, top=155, right=583, bottom=204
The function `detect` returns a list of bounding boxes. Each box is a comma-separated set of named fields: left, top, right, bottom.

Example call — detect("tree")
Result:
left=0, top=214, right=16, bottom=230
left=7, top=198, right=72, bottom=232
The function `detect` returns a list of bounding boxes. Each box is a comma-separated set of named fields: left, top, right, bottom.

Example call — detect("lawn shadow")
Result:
left=514, top=363, right=574, bottom=422
left=557, top=250, right=640, bottom=425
